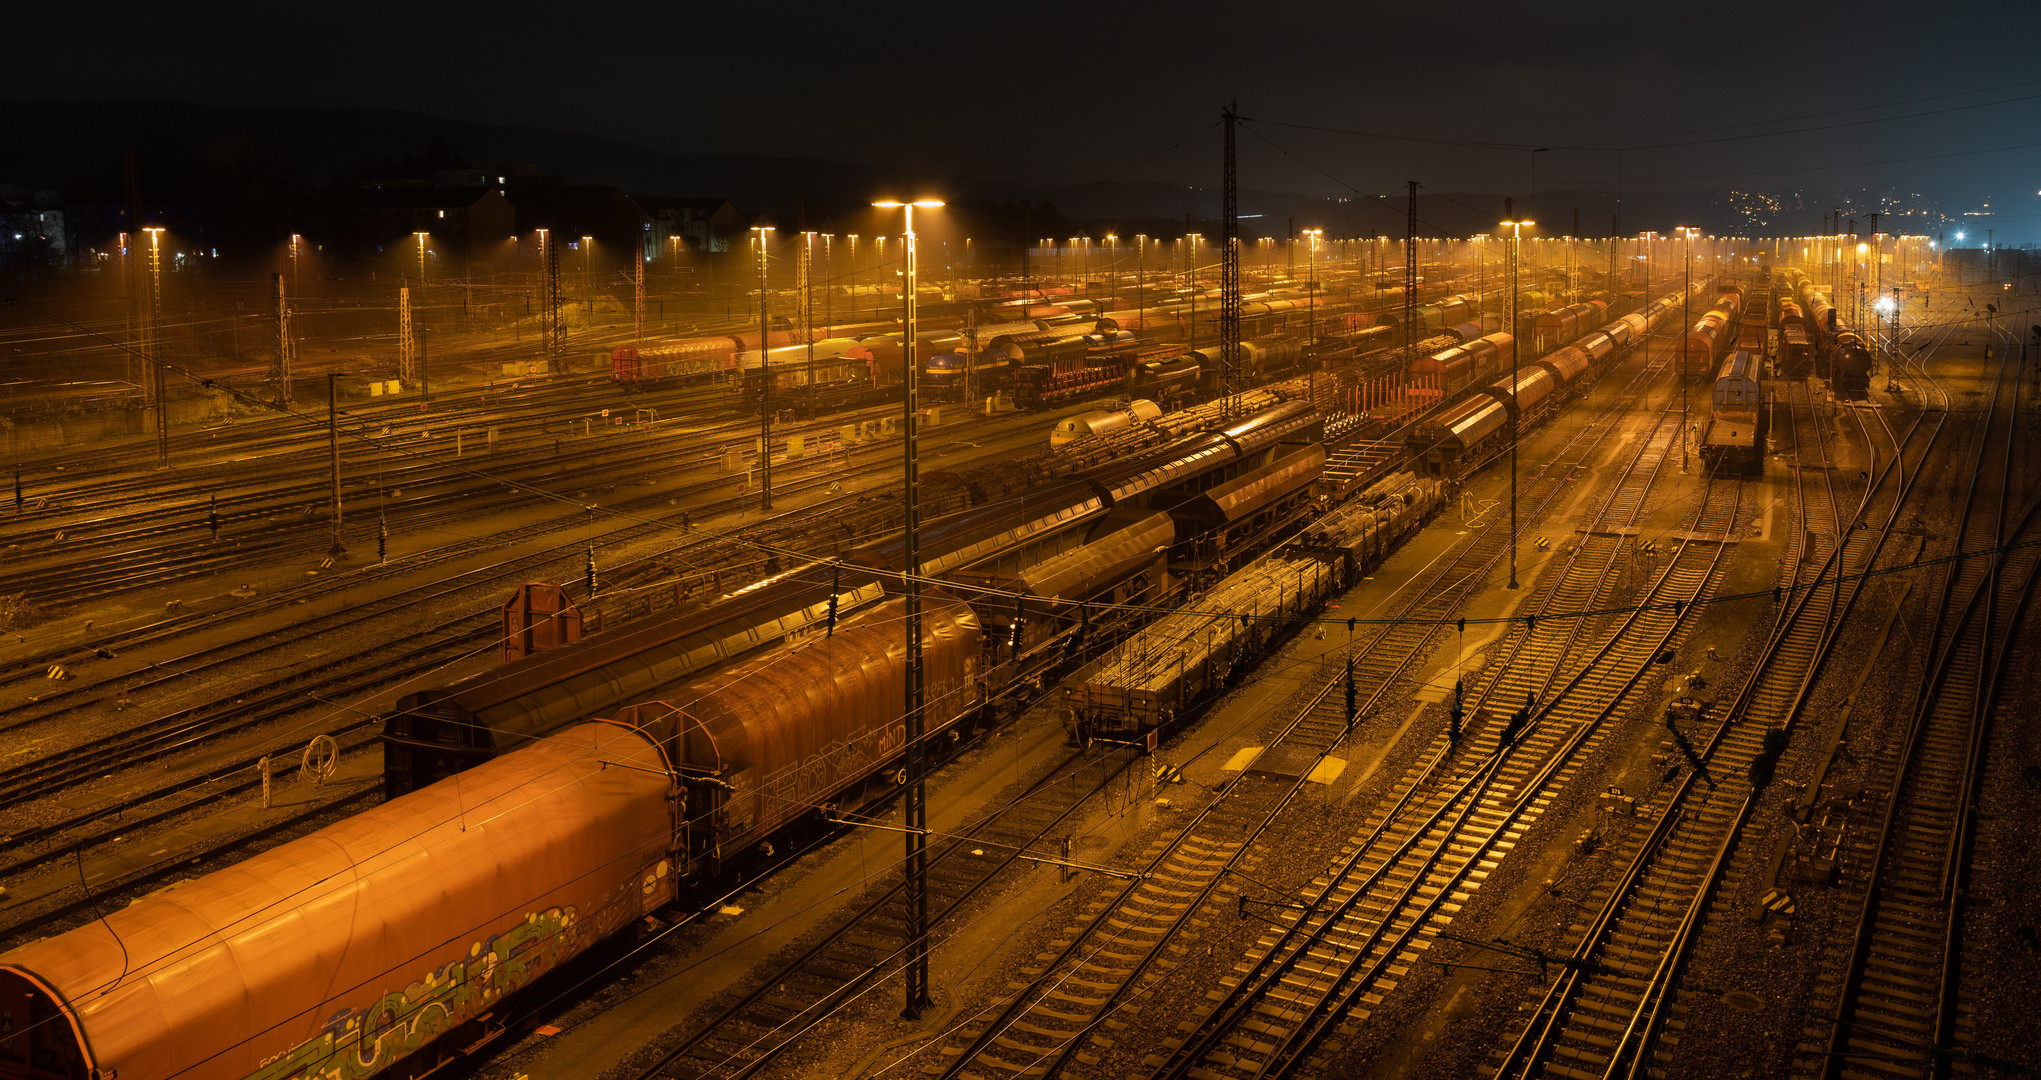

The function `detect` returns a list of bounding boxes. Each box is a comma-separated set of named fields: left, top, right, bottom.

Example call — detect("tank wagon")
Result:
left=1050, top=399, right=1164, bottom=446
left=1700, top=350, right=1769, bottom=473
left=1795, top=279, right=1837, bottom=376
left=1124, top=354, right=1203, bottom=404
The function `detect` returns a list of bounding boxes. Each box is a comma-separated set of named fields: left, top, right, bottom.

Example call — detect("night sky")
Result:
left=11, top=0, right=2041, bottom=241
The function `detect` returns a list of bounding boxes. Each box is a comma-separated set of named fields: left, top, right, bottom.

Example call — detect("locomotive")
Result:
left=1700, top=350, right=1769, bottom=474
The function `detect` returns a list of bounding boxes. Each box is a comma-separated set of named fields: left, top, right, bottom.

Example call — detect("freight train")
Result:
left=1783, top=267, right=1877, bottom=396
left=382, top=398, right=1326, bottom=800
left=1064, top=470, right=1444, bottom=744
left=0, top=396, right=1355, bottom=1080
left=1700, top=350, right=1768, bottom=473
left=1409, top=285, right=1701, bottom=479
left=611, top=322, right=901, bottom=386
left=1776, top=299, right=1816, bottom=377
left=1680, top=285, right=1748, bottom=381
left=1531, top=300, right=1610, bottom=354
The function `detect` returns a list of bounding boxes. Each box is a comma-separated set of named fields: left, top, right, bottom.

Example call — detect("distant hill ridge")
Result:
left=1, top=98, right=1765, bottom=235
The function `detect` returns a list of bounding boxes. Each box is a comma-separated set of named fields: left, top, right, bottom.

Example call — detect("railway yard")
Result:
left=1, top=242, right=2037, bottom=1080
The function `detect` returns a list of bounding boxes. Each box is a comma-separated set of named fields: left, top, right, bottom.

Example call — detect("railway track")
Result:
left=1133, top=397, right=1747, bottom=1080
left=1492, top=328, right=1962, bottom=1080
left=624, top=745, right=1143, bottom=1080
left=611, top=301, right=1686, bottom=1080
left=1815, top=339, right=2031, bottom=1079
left=2, top=372, right=624, bottom=519
left=905, top=338, right=1708, bottom=1080
left=1, top=395, right=920, bottom=605
left=0, top=405, right=1017, bottom=693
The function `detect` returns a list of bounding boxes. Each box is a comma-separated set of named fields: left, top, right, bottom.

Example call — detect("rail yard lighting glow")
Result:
left=1500, top=218, right=1531, bottom=589
left=1677, top=226, right=1701, bottom=474
left=414, top=231, right=429, bottom=282
left=873, top=195, right=943, bottom=1023
left=751, top=225, right=775, bottom=512
left=1303, top=228, right=1323, bottom=349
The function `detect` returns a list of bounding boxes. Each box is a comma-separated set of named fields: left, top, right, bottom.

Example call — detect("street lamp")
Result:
left=1677, top=226, right=1701, bottom=473
left=1500, top=217, right=1532, bottom=590
left=1104, top=234, right=1117, bottom=305
left=415, top=231, right=429, bottom=283
left=142, top=226, right=168, bottom=465
left=1302, top=228, right=1323, bottom=349
left=821, top=234, right=834, bottom=326
left=751, top=225, right=775, bottom=511
left=872, top=196, right=943, bottom=1025
left=845, top=235, right=858, bottom=319
left=1135, top=234, right=1147, bottom=317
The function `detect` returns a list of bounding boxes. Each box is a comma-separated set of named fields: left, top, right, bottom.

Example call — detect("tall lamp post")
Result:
left=1303, top=228, right=1323, bottom=349
left=1104, top=234, right=1117, bottom=305
left=874, top=196, right=943, bottom=1023
left=1501, top=217, right=1532, bottom=590
left=581, top=235, right=595, bottom=311
left=1677, top=226, right=1699, bottom=473
left=415, top=231, right=429, bottom=283
left=752, top=225, right=775, bottom=511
